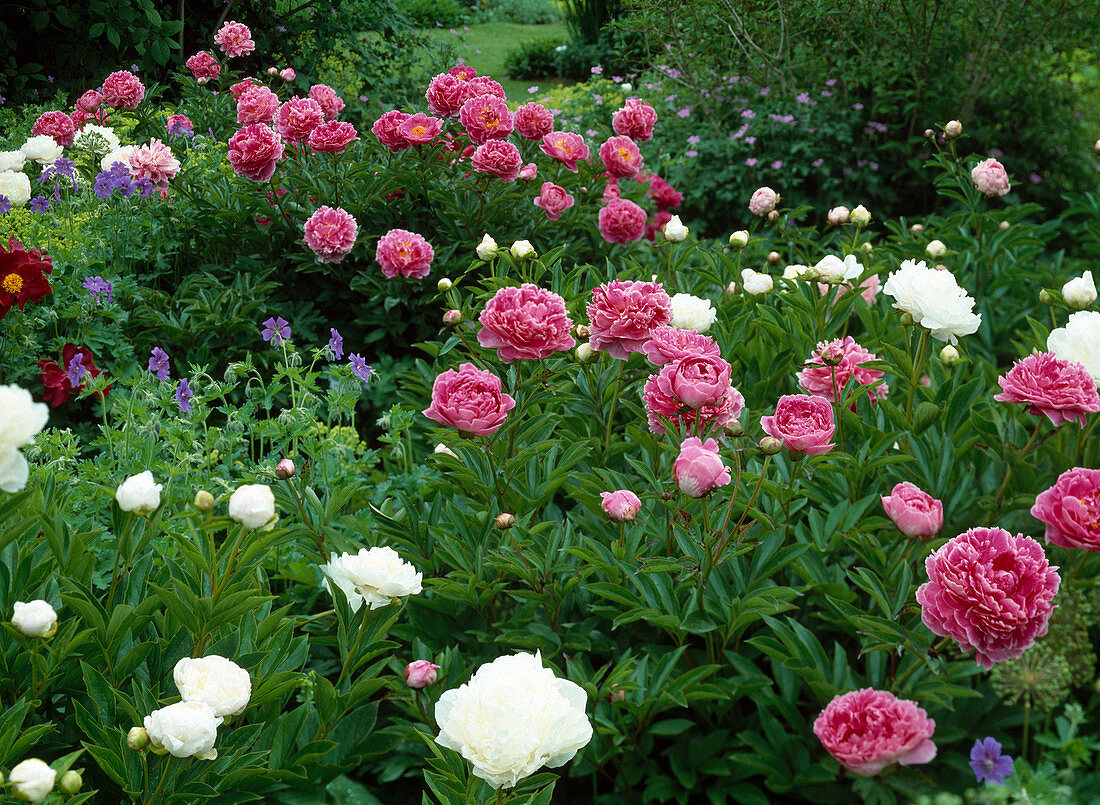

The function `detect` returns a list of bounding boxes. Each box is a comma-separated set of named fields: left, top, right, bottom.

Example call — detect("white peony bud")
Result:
left=228, top=483, right=275, bottom=529
left=510, top=239, right=535, bottom=259
left=814, top=254, right=862, bottom=284
left=9, top=758, right=56, bottom=803
left=144, top=701, right=222, bottom=760
left=939, top=345, right=962, bottom=366
left=576, top=343, right=597, bottom=362
left=1062, top=270, right=1096, bottom=310
left=11, top=600, right=57, bottom=638
left=728, top=230, right=749, bottom=248
left=436, top=277, right=453, bottom=292
left=174, top=656, right=252, bottom=717
left=850, top=205, right=871, bottom=226
left=944, top=120, right=963, bottom=138
left=662, top=215, right=688, bottom=241
left=115, top=471, right=163, bottom=515
left=669, top=293, right=717, bottom=332
left=476, top=233, right=498, bottom=259
left=925, top=239, right=947, bottom=258
left=740, top=268, right=773, bottom=295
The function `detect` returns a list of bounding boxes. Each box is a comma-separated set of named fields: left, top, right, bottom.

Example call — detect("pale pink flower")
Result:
left=308, top=84, right=345, bottom=120
left=423, top=362, right=516, bottom=435
left=674, top=437, right=731, bottom=497
left=275, top=96, right=324, bottom=143
left=827, top=206, right=850, bottom=225
left=994, top=352, right=1100, bottom=427
left=236, top=86, right=280, bottom=125
left=814, top=689, right=936, bottom=776
left=308, top=120, right=358, bottom=153
left=459, top=95, right=513, bottom=144
left=642, top=325, right=721, bottom=366
left=404, top=660, right=440, bottom=689
left=587, top=279, right=672, bottom=360
left=303, top=206, right=357, bottom=263
left=796, top=336, right=888, bottom=405
left=533, top=182, right=574, bottom=220
left=375, top=229, right=434, bottom=279
left=760, top=394, right=836, bottom=456
left=471, top=140, right=522, bottom=182
left=518, top=162, right=537, bottom=180
left=881, top=482, right=943, bottom=539
left=1031, top=467, right=1100, bottom=552
left=540, top=131, right=589, bottom=172
left=102, top=70, right=145, bottom=109
left=227, top=124, right=284, bottom=182
left=599, top=135, right=643, bottom=178
left=748, top=186, right=778, bottom=216
left=128, top=139, right=180, bottom=188
left=971, top=158, right=1010, bottom=197
left=477, top=284, right=575, bottom=361
left=513, top=103, right=555, bottom=140
left=612, top=98, right=657, bottom=141
left=214, top=21, right=255, bottom=58
left=598, top=198, right=647, bottom=243
left=601, top=490, right=641, bottom=522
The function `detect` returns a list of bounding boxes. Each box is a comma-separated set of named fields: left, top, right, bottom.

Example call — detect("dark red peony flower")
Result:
left=38, top=343, right=110, bottom=407
left=1, top=237, right=53, bottom=319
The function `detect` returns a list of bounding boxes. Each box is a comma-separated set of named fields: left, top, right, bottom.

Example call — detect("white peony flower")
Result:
left=434, top=651, right=593, bottom=790
left=1062, top=270, right=1096, bottom=310
left=510, top=239, right=535, bottom=259
left=850, top=204, right=871, bottom=226
left=9, top=758, right=56, bottom=803
left=100, top=146, right=137, bottom=172
left=321, top=546, right=423, bottom=612
left=476, top=233, right=498, bottom=259
left=0, top=150, right=26, bottom=172
left=1048, top=310, right=1100, bottom=383
left=925, top=239, right=947, bottom=258
left=144, top=701, right=222, bottom=760
left=663, top=215, right=688, bottom=242
left=174, top=656, right=252, bottom=717
left=669, top=293, right=717, bottom=332
left=728, top=230, right=749, bottom=248
left=11, top=600, right=57, bottom=637
left=0, top=384, right=49, bottom=494
left=73, top=124, right=121, bottom=156
left=115, top=470, right=162, bottom=515
left=0, top=170, right=32, bottom=206
left=740, top=268, right=773, bottom=295
left=814, top=254, right=862, bottom=283
left=20, top=135, right=63, bottom=165
left=228, top=483, right=275, bottom=529
left=882, top=259, right=981, bottom=344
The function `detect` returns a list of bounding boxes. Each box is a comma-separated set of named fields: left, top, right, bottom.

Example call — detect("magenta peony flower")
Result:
left=513, top=102, right=555, bottom=140
left=644, top=371, right=744, bottom=436
left=275, top=96, right=324, bottom=144
left=397, top=113, right=443, bottom=146
left=916, top=527, right=1060, bottom=668
left=642, top=325, right=721, bottom=366
left=32, top=111, right=76, bottom=147
left=303, top=206, right=357, bottom=263
left=645, top=173, right=682, bottom=210
left=308, top=84, right=345, bottom=120
left=1031, top=467, right=1100, bottom=552
left=599, top=135, right=643, bottom=178
left=128, top=139, right=179, bottom=188
left=760, top=394, right=836, bottom=456
left=602, top=182, right=621, bottom=204
left=587, top=279, right=672, bottom=360
left=674, top=437, right=731, bottom=497
left=75, top=90, right=103, bottom=113
left=994, top=352, right=1100, bottom=427
left=598, top=198, right=647, bottom=244
left=653, top=354, right=733, bottom=409
left=477, top=284, right=575, bottom=362
left=465, top=76, right=505, bottom=99
left=375, top=228, right=434, bottom=279
left=881, top=482, right=943, bottom=539
left=214, top=20, right=255, bottom=58
left=533, top=182, right=575, bottom=220
left=227, top=123, right=285, bottom=182
left=612, top=98, right=658, bottom=141
left=971, top=158, right=1010, bottom=197
left=101, top=70, right=145, bottom=109
left=814, top=689, right=936, bottom=776
left=236, top=86, right=279, bottom=125
left=796, top=336, right=888, bottom=405
left=471, top=140, right=522, bottom=182
left=645, top=211, right=673, bottom=243
left=449, top=64, right=477, bottom=81
left=230, top=78, right=258, bottom=99
left=425, top=72, right=472, bottom=118
left=748, top=186, right=778, bottom=216
left=540, top=131, right=589, bottom=172
left=459, top=95, right=512, bottom=144
left=185, top=51, right=221, bottom=81
left=601, top=490, right=641, bottom=522
left=308, top=120, right=358, bottom=153
left=372, top=110, right=411, bottom=152
left=423, top=362, right=516, bottom=435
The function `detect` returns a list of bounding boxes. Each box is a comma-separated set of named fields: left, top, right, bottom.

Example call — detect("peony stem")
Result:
left=602, top=361, right=626, bottom=454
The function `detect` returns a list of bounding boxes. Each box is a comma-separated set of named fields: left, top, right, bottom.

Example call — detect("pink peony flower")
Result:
left=308, top=120, right=358, bottom=153
left=644, top=371, right=744, bottom=436
left=612, top=98, right=658, bottom=141
left=587, top=279, right=673, bottom=360
left=533, top=182, right=575, bottom=220
left=128, top=139, right=180, bottom=188
left=674, top=437, right=731, bottom=497
left=101, top=70, right=145, bottom=109
left=459, top=95, right=513, bottom=144
left=881, top=482, right=943, bottom=539
left=653, top=354, right=733, bottom=409
left=372, top=110, right=411, bottom=152
left=227, top=123, right=285, bottom=182
left=598, top=198, right=647, bottom=243
left=814, top=689, right=936, bottom=777
left=465, top=76, right=505, bottom=99
left=32, top=111, right=75, bottom=147
left=214, top=21, right=255, bottom=58
left=477, top=283, right=575, bottom=361
left=70, top=110, right=87, bottom=129
left=645, top=173, right=682, bottom=210
left=601, top=490, right=641, bottom=522
left=994, top=352, right=1100, bottom=427
left=449, top=64, right=477, bottom=81
left=230, top=79, right=258, bottom=99
left=748, top=186, right=778, bottom=216
left=236, top=86, right=280, bottom=125
left=186, top=51, right=221, bottom=80
left=75, top=90, right=103, bottom=113
left=796, top=336, right=888, bottom=405
left=303, top=206, right=357, bottom=263
left=540, top=131, right=589, bottom=172
left=518, top=162, right=537, bottom=180
left=275, top=96, right=324, bottom=143
left=971, top=158, right=1010, bottom=197
left=375, top=228, right=434, bottom=279
left=471, top=140, right=522, bottom=181
left=1031, top=467, right=1100, bottom=552
left=916, top=527, right=1060, bottom=668
left=308, top=84, right=345, bottom=120
left=602, top=182, right=621, bottom=203
left=513, top=103, right=555, bottom=140
left=425, top=73, right=472, bottom=118
left=599, top=135, right=643, bottom=178
left=404, top=660, right=440, bottom=689
left=642, top=325, right=721, bottom=366
left=423, top=362, right=516, bottom=435
left=279, top=68, right=296, bottom=82
left=760, top=394, right=836, bottom=456
left=397, top=113, right=443, bottom=145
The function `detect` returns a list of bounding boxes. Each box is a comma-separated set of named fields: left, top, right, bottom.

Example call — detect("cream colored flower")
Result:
left=174, top=656, right=252, bottom=717
left=321, top=546, right=423, bottom=612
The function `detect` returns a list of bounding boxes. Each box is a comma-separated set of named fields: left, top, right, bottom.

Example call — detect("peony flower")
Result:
left=435, top=651, right=593, bottom=789
left=642, top=325, right=721, bottom=366
left=37, top=344, right=108, bottom=408
left=426, top=72, right=473, bottom=118
left=32, top=111, right=76, bottom=147
left=655, top=354, right=733, bottom=408
left=308, top=83, right=345, bottom=120
left=645, top=173, right=682, bottom=210
left=8, top=758, right=57, bottom=803
left=741, top=268, right=773, bottom=295
left=75, top=89, right=104, bottom=112
left=236, top=86, right=280, bottom=125
left=1031, top=467, right=1100, bottom=552
left=994, top=352, right=1100, bottom=427
left=612, top=97, right=657, bottom=141
left=230, top=79, right=258, bottom=99
left=227, top=124, right=285, bottom=182
left=0, top=383, right=49, bottom=494
left=748, top=186, right=778, bottom=216
left=128, top=139, right=179, bottom=188
left=465, top=76, right=505, bottom=99
left=477, top=284, right=575, bottom=362
left=518, top=162, right=537, bottom=180
left=674, top=437, right=731, bottom=497
left=827, top=206, right=850, bottom=225
left=814, top=254, right=862, bottom=284
left=185, top=51, right=221, bottom=81
left=587, top=279, right=672, bottom=360
left=1047, top=310, right=1100, bottom=383
left=144, top=701, right=223, bottom=759
left=396, top=113, right=443, bottom=146
left=796, top=336, right=888, bottom=405
left=601, top=490, right=641, bottom=522
left=533, top=182, right=574, bottom=220
left=228, top=483, right=275, bottom=529
left=1, top=237, right=53, bottom=320
left=308, top=120, right=358, bottom=153
left=471, top=140, right=522, bottom=181
left=599, top=135, right=643, bottom=178
left=115, top=470, right=162, bottom=515
left=0, top=150, right=25, bottom=171
left=174, top=656, right=252, bottom=717
left=971, top=158, right=1010, bottom=197
left=20, top=135, right=63, bottom=164
left=375, top=228, right=434, bottom=279
left=303, top=206, right=357, bottom=263
left=598, top=198, right=647, bottom=243
left=102, top=70, right=145, bottom=108
left=321, top=546, right=423, bottom=612
left=0, top=170, right=31, bottom=206
left=814, top=689, right=936, bottom=776
left=100, top=145, right=136, bottom=172
left=882, top=259, right=981, bottom=344
left=275, top=96, right=324, bottom=143
left=513, top=102, right=555, bottom=139
left=476, top=233, right=498, bottom=259
left=881, top=482, right=943, bottom=539
left=214, top=20, right=255, bottom=58
left=279, top=68, right=295, bottom=82
left=11, top=599, right=58, bottom=637
left=459, top=95, right=513, bottom=144
left=405, top=660, right=440, bottom=689
left=1062, top=270, right=1096, bottom=310
left=540, top=131, right=589, bottom=171
left=916, top=527, right=1059, bottom=668
left=760, top=394, right=836, bottom=456
left=643, top=372, right=744, bottom=436
left=423, top=363, right=516, bottom=435
left=668, top=293, right=716, bottom=333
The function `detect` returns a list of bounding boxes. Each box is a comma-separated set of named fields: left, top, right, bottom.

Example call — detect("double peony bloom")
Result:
left=814, top=688, right=936, bottom=776
left=321, top=546, right=423, bottom=612
left=882, top=259, right=981, bottom=344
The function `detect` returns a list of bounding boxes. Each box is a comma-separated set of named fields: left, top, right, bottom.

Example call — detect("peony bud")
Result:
left=923, top=128, right=934, bottom=139
left=576, top=343, right=597, bottom=362
left=827, top=206, right=850, bottom=225
left=494, top=512, right=515, bottom=529
left=850, top=205, right=871, bottom=226
left=663, top=215, right=688, bottom=241
left=279, top=68, right=295, bottom=82
left=758, top=436, right=783, bottom=455
left=726, top=419, right=744, bottom=436
left=476, top=233, right=498, bottom=259
left=944, top=119, right=963, bottom=138
left=267, top=67, right=278, bottom=75
left=443, top=309, right=463, bottom=326
left=1062, top=270, right=1096, bottom=309
left=729, top=230, right=749, bottom=248
left=437, top=277, right=453, bottom=292
left=59, top=770, right=83, bottom=795
left=193, top=490, right=214, bottom=511
left=818, top=342, right=845, bottom=366
left=998, top=220, right=1010, bottom=230
left=575, top=324, right=590, bottom=339
left=433, top=443, right=457, bottom=458
left=127, top=726, right=150, bottom=750
left=404, top=659, right=440, bottom=689
left=510, top=239, right=535, bottom=259
left=621, top=82, right=633, bottom=92
left=861, top=242, right=873, bottom=254
left=275, top=458, right=295, bottom=479
left=1039, top=289, right=1054, bottom=306
left=767, top=251, right=781, bottom=265
left=726, top=280, right=738, bottom=295
left=910, top=223, right=925, bottom=234
left=673, top=437, right=731, bottom=498
left=740, top=268, right=773, bottom=295
left=608, top=684, right=626, bottom=702
left=228, top=484, right=276, bottom=530
left=197, top=76, right=208, bottom=85
left=9, top=758, right=55, bottom=804
left=767, top=210, right=780, bottom=222
left=925, top=239, right=946, bottom=258
left=600, top=490, right=641, bottom=522
left=11, top=600, right=57, bottom=638
left=1095, top=138, right=1100, bottom=154
left=115, top=470, right=163, bottom=515
left=939, top=345, right=961, bottom=366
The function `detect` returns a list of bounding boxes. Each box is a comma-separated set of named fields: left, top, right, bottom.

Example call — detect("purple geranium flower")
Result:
left=328, top=327, right=344, bottom=360
left=67, top=353, right=87, bottom=387
left=348, top=353, right=372, bottom=384
left=970, top=737, right=1013, bottom=785
left=262, top=316, right=291, bottom=345
left=149, top=347, right=170, bottom=381
left=0, top=194, right=10, bottom=215
left=176, top=377, right=193, bottom=412
left=83, top=276, right=114, bottom=304
left=29, top=195, right=50, bottom=213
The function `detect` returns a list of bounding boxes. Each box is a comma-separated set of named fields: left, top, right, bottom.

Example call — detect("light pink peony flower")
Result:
left=308, top=120, right=358, bottom=153
left=227, top=124, right=285, bottom=182
left=881, top=482, right=943, bottom=539
left=598, top=198, right=647, bottom=244
left=303, top=206, right=357, bottom=263
left=513, top=103, right=555, bottom=140
left=1031, top=467, right=1100, bottom=552
left=760, top=394, right=836, bottom=456
left=236, top=86, right=280, bottom=125
left=518, top=162, right=537, bottom=180
left=397, top=113, right=443, bottom=145
left=75, top=90, right=103, bottom=113
left=814, top=689, right=936, bottom=776
left=748, top=186, right=778, bottom=216
left=612, top=98, right=658, bottom=141
left=601, top=490, right=641, bottom=522
left=186, top=51, right=221, bottom=81
left=279, top=68, right=296, bottom=82
left=404, top=660, right=440, bottom=689
left=102, top=70, right=145, bottom=109
left=587, top=279, right=673, bottom=360
left=32, top=111, right=75, bottom=147
left=214, top=21, right=255, bottom=58
left=994, top=352, right=1100, bottom=427
left=275, top=96, right=324, bottom=143
left=540, top=131, right=589, bottom=172
left=599, top=135, right=643, bottom=178
left=230, top=78, right=258, bottom=99
left=128, top=139, right=179, bottom=188
left=459, top=95, right=513, bottom=144
left=375, top=228, right=434, bottom=279
left=796, top=336, right=888, bottom=405
left=308, top=84, right=345, bottom=120
left=674, top=437, right=731, bottom=497
left=642, top=325, right=721, bottom=366
left=471, top=140, right=522, bottom=182
left=533, top=182, right=575, bottom=220
left=465, top=76, right=505, bottom=99
left=602, top=182, right=621, bottom=203
left=477, top=284, right=575, bottom=362
left=971, top=158, right=1010, bottom=197
left=827, top=206, right=850, bottom=225
left=916, top=527, right=1059, bottom=668
left=423, top=362, right=516, bottom=435
left=644, top=372, right=744, bottom=436
left=654, top=354, right=733, bottom=409
left=372, top=110, right=411, bottom=152
left=645, top=173, right=682, bottom=210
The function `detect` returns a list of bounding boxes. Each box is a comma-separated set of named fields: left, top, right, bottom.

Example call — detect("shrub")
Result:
left=504, top=37, right=568, bottom=80
left=394, top=0, right=468, bottom=27
left=474, top=0, right=564, bottom=24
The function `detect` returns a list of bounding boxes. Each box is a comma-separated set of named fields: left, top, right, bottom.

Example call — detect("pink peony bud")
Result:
left=767, top=251, right=781, bottom=265
left=280, top=68, right=296, bottom=82
left=601, top=490, right=641, bottom=522
left=404, top=659, right=440, bottom=689
left=748, top=186, right=778, bottom=216
left=758, top=436, right=783, bottom=455
left=275, top=458, right=295, bottom=480
left=827, top=206, right=850, bottom=225
left=673, top=437, right=731, bottom=498
left=494, top=512, right=516, bottom=529
left=881, top=482, right=943, bottom=539
left=971, top=158, right=1010, bottom=197
left=443, top=309, right=463, bottom=326
left=267, top=67, right=278, bottom=75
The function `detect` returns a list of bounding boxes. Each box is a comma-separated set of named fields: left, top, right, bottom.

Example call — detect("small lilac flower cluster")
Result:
left=166, top=117, right=194, bottom=138
left=262, top=319, right=372, bottom=386
left=83, top=276, right=114, bottom=304
left=147, top=346, right=193, bottom=412
left=94, top=161, right=155, bottom=200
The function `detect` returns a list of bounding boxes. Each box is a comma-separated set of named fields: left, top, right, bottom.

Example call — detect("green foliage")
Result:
left=504, top=37, right=568, bottom=80
left=473, top=0, right=564, bottom=25
left=394, top=0, right=469, bottom=27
